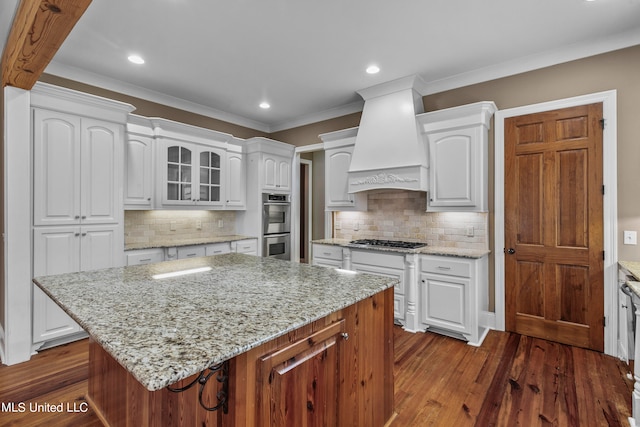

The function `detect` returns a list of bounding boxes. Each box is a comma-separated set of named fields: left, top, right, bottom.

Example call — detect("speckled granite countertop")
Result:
left=33, top=254, right=396, bottom=391
left=620, top=261, right=640, bottom=296
left=312, top=238, right=490, bottom=259
left=125, top=234, right=256, bottom=251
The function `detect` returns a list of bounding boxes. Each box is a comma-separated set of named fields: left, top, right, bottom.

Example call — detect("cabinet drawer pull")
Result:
left=186, top=253, right=197, bottom=257
left=437, top=266, right=451, bottom=270
left=140, top=258, right=151, bottom=262
left=323, top=252, right=332, bottom=256
left=241, top=246, right=250, bottom=250
left=213, top=250, right=222, bottom=254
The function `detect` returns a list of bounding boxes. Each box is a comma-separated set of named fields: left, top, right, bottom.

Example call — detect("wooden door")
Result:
left=257, top=321, right=345, bottom=427
left=505, top=103, right=604, bottom=351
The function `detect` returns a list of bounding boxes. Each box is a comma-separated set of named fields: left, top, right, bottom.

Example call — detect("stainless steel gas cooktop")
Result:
left=348, top=239, right=428, bottom=249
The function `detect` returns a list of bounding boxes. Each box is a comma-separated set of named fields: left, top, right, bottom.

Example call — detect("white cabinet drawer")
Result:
left=233, top=239, right=257, bottom=254
left=421, top=256, right=470, bottom=278
left=177, top=245, right=206, bottom=259
left=351, top=250, right=405, bottom=269
left=205, top=242, right=231, bottom=256
left=126, top=248, right=165, bottom=266
left=312, top=244, right=343, bottom=261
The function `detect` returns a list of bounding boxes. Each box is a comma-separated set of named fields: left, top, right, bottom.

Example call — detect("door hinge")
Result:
left=603, top=316, right=607, bottom=327
left=603, top=251, right=605, bottom=261
left=602, top=185, right=605, bottom=195
left=600, top=118, right=606, bottom=130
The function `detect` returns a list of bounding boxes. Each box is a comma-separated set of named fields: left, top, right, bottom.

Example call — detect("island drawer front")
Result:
left=421, top=256, right=471, bottom=278
left=313, top=244, right=343, bottom=260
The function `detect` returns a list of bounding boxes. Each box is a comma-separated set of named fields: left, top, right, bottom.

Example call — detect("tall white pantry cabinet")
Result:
left=30, top=83, right=134, bottom=350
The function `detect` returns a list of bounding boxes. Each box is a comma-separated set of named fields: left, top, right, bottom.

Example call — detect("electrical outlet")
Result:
left=354, top=221, right=359, bottom=231
left=218, top=219, right=224, bottom=228
left=170, top=221, right=177, bottom=231
left=624, top=230, right=637, bottom=245
left=196, top=220, right=202, bottom=230
left=335, top=221, right=341, bottom=230
left=466, top=226, right=474, bottom=237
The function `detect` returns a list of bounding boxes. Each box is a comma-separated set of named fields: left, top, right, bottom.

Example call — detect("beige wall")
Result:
left=420, top=44, right=640, bottom=262
left=277, top=45, right=640, bottom=262
left=3, top=46, right=637, bottom=328
left=38, top=74, right=271, bottom=140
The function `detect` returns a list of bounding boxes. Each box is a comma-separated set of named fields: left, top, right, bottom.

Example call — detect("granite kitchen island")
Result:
left=34, top=253, right=396, bottom=427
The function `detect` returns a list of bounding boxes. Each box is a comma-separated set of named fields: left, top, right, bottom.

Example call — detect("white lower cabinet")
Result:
left=125, top=248, right=165, bottom=266
left=311, top=244, right=344, bottom=269
left=177, top=245, right=206, bottom=259
left=311, top=244, right=489, bottom=344
left=351, top=250, right=406, bottom=324
left=419, top=254, right=488, bottom=346
left=33, top=225, right=121, bottom=347
left=231, top=239, right=258, bottom=255
left=205, top=242, right=231, bottom=256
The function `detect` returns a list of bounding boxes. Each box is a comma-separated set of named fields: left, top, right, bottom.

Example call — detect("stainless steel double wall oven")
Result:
left=262, top=193, right=291, bottom=260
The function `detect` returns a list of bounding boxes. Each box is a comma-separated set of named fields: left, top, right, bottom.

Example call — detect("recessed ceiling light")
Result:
left=128, top=54, right=145, bottom=65
left=259, top=102, right=271, bottom=109
left=366, top=65, right=380, bottom=74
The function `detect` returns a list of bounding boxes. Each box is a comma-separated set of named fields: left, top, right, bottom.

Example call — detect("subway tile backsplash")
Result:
left=334, top=190, right=488, bottom=250
left=124, top=210, right=237, bottom=247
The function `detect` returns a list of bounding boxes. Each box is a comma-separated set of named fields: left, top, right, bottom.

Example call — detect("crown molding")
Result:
left=44, top=61, right=272, bottom=133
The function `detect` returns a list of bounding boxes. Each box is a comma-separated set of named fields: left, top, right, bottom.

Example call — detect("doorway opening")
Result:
left=299, top=159, right=312, bottom=263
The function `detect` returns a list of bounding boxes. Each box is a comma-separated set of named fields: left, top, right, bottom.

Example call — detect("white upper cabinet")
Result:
left=244, top=137, right=294, bottom=195
left=152, top=118, right=233, bottom=209
left=263, top=153, right=291, bottom=192
left=33, top=109, right=122, bottom=225
left=125, top=116, right=154, bottom=209
left=225, top=141, right=246, bottom=209
left=160, top=141, right=226, bottom=207
left=418, top=102, right=497, bottom=212
left=320, top=127, right=367, bottom=211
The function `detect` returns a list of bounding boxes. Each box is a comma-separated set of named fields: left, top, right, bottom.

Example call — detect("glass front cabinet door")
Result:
left=163, top=142, right=225, bottom=207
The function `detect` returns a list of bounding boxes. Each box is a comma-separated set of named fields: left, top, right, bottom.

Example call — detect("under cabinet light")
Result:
left=259, top=102, right=271, bottom=109
left=152, top=267, right=212, bottom=279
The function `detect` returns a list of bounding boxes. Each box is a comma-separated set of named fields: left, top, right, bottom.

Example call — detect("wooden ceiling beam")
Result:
left=1, top=0, right=92, bottom=89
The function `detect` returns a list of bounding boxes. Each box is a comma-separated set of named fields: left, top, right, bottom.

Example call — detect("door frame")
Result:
left=494, top=90, right=618, bottom=356
left=293, top=144, right=323, bottom=262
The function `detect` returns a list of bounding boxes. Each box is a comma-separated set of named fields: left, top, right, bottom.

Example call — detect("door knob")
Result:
left=506, top=248, right=516, bottom=254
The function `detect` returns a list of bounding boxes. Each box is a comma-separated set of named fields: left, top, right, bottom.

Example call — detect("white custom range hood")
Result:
left=348, top=75, right=429, bottom=193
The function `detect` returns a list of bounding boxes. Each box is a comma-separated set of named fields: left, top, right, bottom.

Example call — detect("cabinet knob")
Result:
left=81, top=232, right=87, bottom=236
left=74, top=232, right=80, bottom=237
left=147, top=198, right=151, bottom=201
left=506, top=248, right=516, bottom=255
left=341, top=332, right=349, bottom=341
left=81, top=216, right=86, bottom=219
left=74, top=215, right=80, bottom=219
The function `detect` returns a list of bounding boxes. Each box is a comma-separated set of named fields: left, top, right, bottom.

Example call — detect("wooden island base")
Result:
left=87, top=287, right=394, bottom=427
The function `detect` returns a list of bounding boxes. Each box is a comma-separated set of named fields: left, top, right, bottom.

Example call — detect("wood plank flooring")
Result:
left=0, top=327, right=633, bottom=426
